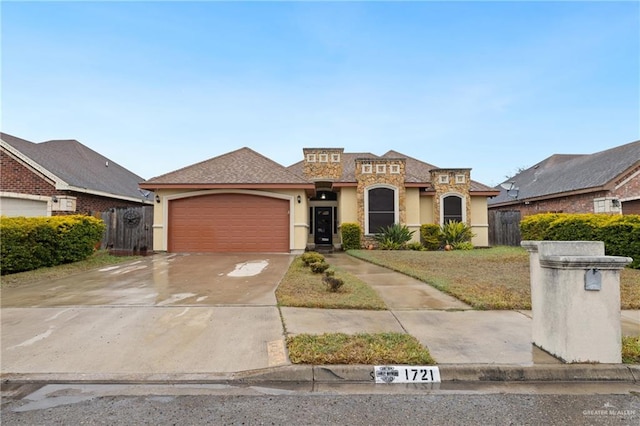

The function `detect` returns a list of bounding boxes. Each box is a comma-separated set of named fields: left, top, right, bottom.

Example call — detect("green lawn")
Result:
left=348, top=247, right=640, bottom=311
left=276, top=256, right=386, bottom=310
left=287, top=332, right=435, bottom=365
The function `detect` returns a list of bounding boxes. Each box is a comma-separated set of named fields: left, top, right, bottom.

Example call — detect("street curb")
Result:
left=2, top=364, right=638, bottom=385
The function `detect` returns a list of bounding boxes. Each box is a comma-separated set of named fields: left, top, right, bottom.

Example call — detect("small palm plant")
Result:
left=373, top=223, right=416, bottom=250
left=440, top=221, right=475, bottom=250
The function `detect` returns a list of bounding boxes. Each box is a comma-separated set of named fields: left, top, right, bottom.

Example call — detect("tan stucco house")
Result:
left=140, top=148, right=499, bottom=253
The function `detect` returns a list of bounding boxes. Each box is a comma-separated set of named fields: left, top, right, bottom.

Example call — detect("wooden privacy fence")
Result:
left=97, top=206, right=153, bottom=255
left=488, top=210, right=522, bottom=247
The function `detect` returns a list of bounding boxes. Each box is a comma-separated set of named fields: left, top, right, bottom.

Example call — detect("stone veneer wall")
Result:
left=302, top=148, right=344, bottom=181
left=355, top=158, right=406, bottom=246
left=429, top=169, right=472, bottom=225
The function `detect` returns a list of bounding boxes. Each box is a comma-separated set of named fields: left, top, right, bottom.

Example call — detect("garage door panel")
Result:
left=168, top=194, right=289, bottom=253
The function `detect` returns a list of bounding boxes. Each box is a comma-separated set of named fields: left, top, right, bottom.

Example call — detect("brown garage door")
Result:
left=622, top=199, right=640, bottom=215
left=168, top=193, right=289, bottom=253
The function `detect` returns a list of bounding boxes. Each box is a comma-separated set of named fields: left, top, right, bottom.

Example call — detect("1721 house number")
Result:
left=374, top=366, right=441, bottom=384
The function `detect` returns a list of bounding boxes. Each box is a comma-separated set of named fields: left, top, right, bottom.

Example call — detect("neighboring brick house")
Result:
left=489, top=140, right=640, bottom=216
left=140, top=147, right=498, bottom=253
left=1, top=133, right=153, bottom=217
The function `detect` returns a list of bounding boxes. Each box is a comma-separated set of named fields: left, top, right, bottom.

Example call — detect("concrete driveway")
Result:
left=1, top=253, right=293, bottom=375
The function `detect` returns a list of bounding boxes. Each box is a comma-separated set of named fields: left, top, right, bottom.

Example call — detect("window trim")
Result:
left=440, top=192, right=466, bottom=225
left=390, top=164, right=400, bottom=174
left=331, top=153, right=341, bottom=163
left=319, top=153, right=329, bottom=163
left=438, top=174, right=449, bottom=184
left=362, top=164, right=373, bottom=174
left=375, top=164, right=386, bottom=174
left=455, top=174, right=466, bottom=184
left=306, top=154, right=317, bottom=162
left=364, top=184, right=399, bottom=235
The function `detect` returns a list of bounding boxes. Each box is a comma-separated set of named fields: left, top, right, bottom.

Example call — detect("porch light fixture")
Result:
left=52, top=196, right=58, bottom=203
left=297, top=195, right=302, bottom=204
left=155, top=195, right=161, bottom=203
left=320, top=193, right=326, bottom=200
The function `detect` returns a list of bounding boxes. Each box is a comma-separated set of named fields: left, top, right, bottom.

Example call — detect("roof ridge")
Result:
left=147, top=147, right=256, bottom=181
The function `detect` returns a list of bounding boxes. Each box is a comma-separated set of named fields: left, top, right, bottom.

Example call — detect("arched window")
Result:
left=366, top=186, right=397, bottom=234
left=442, top=194, right=463, bottom=224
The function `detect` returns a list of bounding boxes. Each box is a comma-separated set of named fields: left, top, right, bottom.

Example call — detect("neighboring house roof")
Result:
left=489, top=140, right=640, bottom=206
left=1, top=132, right=151, bottom=203
left=142, top=147, right=311, bottom=188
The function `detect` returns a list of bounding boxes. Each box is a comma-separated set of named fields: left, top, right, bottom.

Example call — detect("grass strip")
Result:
left=287, top=332, right=435, bottom=365
left=276, top=257, right=386, bottom=310
left=623, top=336, right=640, bottom=364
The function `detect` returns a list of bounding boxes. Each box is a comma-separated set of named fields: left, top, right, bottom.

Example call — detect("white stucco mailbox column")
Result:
left=522, top=241, right=632, bottom=363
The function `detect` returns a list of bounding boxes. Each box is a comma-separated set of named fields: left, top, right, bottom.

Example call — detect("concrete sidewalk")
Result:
left=1, top=253, right=639, bottom=384
left=282, top=253, right=640, bottom=367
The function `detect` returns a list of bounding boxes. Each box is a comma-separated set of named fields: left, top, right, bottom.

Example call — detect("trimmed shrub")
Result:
left=520, top=213, right=563, bottom=241
left=1, top=215, right=106, bottom=275
left=340, top=222, right=362, bottom=250
left=301, top=251, right=325, bottom=266
left=309, top=261, right=330, bottom=274
left=520, top=213, right=640, bottom=269
left=420, top=224, right=442, bottom=250
left=323, top=270, right=344, bottom=292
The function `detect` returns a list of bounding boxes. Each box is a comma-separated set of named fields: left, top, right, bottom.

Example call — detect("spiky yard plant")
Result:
left=373, top=223, right=416, bottom=250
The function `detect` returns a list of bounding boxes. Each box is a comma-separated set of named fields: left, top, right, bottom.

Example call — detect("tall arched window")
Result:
left=366, top=186, right=397, bottom=234
left=442, top=194, right=463, bottom=224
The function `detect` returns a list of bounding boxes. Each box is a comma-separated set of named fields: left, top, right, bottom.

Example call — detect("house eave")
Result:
left=489, top=185, right=611, bottom=208
left=65, top=185, right=154, bottom=204
left=332, top=182, right=357, bottom=188
left=140, top=182, right=314, bottom=190
left=472, top=191, right=501, bottom=196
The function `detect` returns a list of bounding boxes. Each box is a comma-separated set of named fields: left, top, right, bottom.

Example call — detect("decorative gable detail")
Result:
left=430, top=168, right=472, bottom=225
left=355, top=157, right=407, bottom=233
left=302, top=148, right=344, bottom=181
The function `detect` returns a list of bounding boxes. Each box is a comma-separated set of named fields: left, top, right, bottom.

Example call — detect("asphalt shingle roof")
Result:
left=489, top=140, right=640, bottom=205
left=1, top=133, right=149, bottom=201
left=145, top=147, right=309, bottom=185
left=144, top=146, right=496, bottom=192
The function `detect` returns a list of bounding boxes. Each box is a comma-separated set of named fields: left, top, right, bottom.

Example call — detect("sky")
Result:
left=2, top=1, right=639, bottom=186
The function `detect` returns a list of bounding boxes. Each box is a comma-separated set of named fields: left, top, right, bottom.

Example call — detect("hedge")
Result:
left=340, top=222, right=362, bottom=250
left=1, top=215, right=106, bottom=275
left=520, top=213, right=640, bottom=269
left=420, top=224, right=442, bottom=251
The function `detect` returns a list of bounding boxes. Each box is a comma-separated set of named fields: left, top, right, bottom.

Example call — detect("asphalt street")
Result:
left=2, top=382, right=639, bottom=425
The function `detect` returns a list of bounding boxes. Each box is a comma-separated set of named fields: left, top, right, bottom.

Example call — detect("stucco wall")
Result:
left=419, top=195, right=435, bottom=224
left=405, top=188, right=421, bottom=242
left=470, top=196, right=490, bottom=247
left=338, top=187, right=358, bottom=224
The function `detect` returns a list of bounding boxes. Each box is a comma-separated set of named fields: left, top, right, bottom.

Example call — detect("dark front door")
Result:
left=314, top=207, right=333, bottom=245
